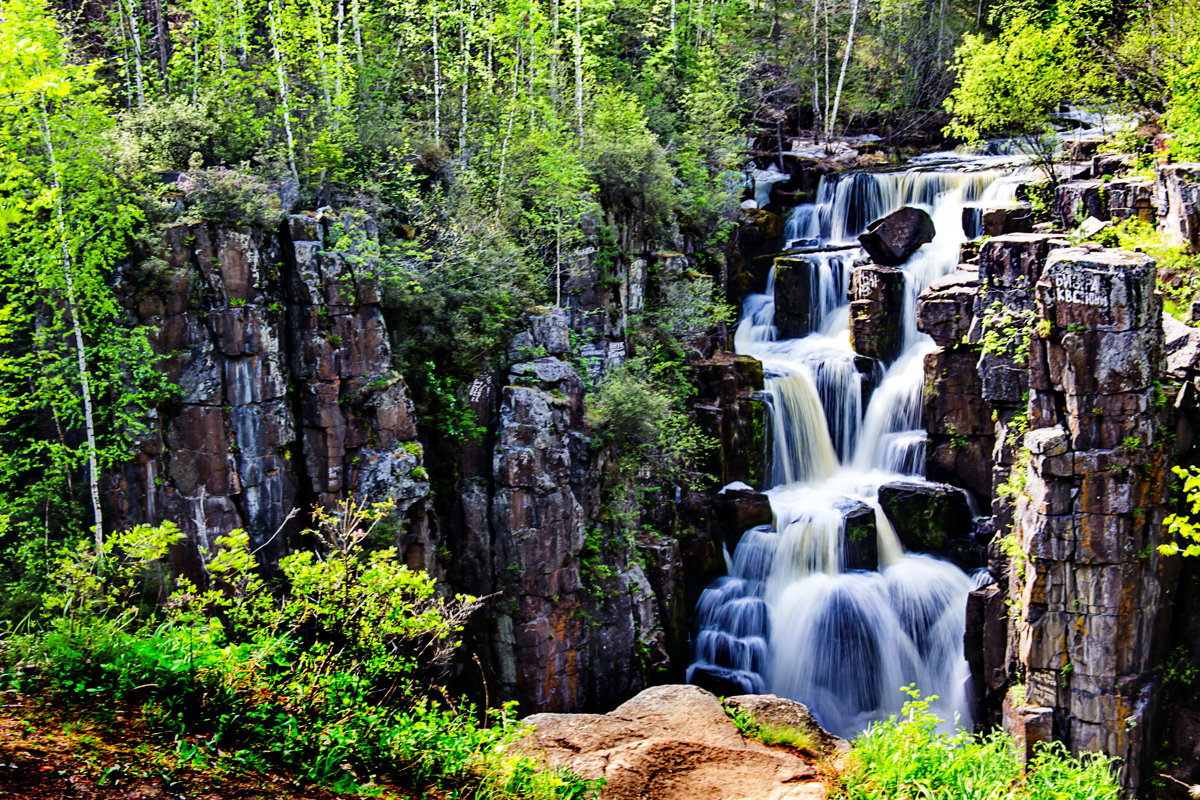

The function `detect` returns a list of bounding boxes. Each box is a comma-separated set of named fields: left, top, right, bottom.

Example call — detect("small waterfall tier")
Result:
left=688, top=165, right=1024, bottom=738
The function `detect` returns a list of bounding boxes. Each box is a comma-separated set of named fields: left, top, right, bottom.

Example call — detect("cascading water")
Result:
left=689, top=164, right=1027, bottom=739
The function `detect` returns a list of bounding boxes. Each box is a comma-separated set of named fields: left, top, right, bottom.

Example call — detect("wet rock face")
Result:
left=877, top=480, right=980, bottom=570
left=773, top=256, right=815, bottom=339
left=849, top=264, right=905, bottom=362
left=963, top=204, right=1034, bottom=239
left=521, top=685, right=836, bottom=800
left=105, top=213, right=429, bottom=582
left=857, top=206, right=935, bottom=266
left=693, top=354, right=767, bottom=489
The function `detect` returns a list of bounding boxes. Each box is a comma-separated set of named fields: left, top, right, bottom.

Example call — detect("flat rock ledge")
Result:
left=519, top=684, right=847, bottom=800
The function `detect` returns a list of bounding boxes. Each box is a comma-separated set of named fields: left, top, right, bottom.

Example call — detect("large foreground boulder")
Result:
left=520, top=685, right=836, bottom=800
left=857, top=206, right=935, bottom=266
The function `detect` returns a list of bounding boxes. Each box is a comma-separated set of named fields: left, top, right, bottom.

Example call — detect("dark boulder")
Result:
left=842, top=501, right=878, bottom=571
left=858, top=206, right=935, bottom=266
left=878, top=479, right=975, bottom=562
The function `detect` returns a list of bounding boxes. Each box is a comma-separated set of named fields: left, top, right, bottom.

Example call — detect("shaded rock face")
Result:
left=693, top=354, right=768, bottom=489
left=1158, top=163, right=1200, bottom=254
left=877, top=480, right=980, bottom=570
left=521, top=685, right=835, bottom=800
left=1106, top=178, right=1156, bottom=225
left=857, top=206, right=935, bottom=266
left=1053, top=180, right=1109, bottom=229
left=917, top=268, right=994, bottom=499
left=106, top=213, right=429, bottom=581
left=774, top=256, right=816, bottom=339
left=849, top=264, right=905, bottom=362
left=963, top=204, right=1034, bottom=239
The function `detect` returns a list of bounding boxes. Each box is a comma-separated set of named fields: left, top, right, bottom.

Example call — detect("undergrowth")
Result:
left=836, top=689, right=1122, bottom=800
left=0, top=499, right=601, bottom=800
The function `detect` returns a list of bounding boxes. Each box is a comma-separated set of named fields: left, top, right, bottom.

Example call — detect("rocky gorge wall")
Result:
left=910, top=160, right=1200, bottom=795
left=103, top=207, right=769, bottom=717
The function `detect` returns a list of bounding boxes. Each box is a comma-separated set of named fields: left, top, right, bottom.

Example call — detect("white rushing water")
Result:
left=688, top=165, right=1027, bottom=738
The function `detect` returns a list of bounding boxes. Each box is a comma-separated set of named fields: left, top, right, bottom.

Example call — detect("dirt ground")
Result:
left=0, top=694, right=407, bottom=800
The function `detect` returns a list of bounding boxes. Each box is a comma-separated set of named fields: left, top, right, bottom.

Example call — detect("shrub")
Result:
left=175, top=163, right=284, bottom=228
left=113, top=93, right=267, bottom=174
left=7, top=501, right=599, bottom=799
left=837, top=689, right=1122, bottom=800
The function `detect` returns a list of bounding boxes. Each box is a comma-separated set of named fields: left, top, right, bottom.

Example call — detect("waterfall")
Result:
left=689, top=164, right=1017, bottom=739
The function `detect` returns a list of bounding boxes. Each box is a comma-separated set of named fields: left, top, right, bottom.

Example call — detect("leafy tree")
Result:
left=0, top=0, right=168, bottom=574
left=944, top=13, right=1107, bottom=179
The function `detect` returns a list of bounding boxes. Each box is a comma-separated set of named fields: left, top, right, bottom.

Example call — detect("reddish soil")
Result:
left=0, top=694, right=408, bottom=799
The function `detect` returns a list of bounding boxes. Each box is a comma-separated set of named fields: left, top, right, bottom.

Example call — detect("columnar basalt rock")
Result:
left=1157, top=163, right=1200, bottom=254
left=106, top=213, right=429, bottom=580
left=917, top=267, right=994, bottom=499
left=773, top=256, right=815, bottom=339
left=849, top=263, right=905, bottom=362
left=1008, top=246, right=1174, bottom=791
left=971, top=234, right=1067, bottom=529
left=692, top=353, right=767, bottom=489
left=1106, top=177, right=1156, bottom=225
left=1053, top=180, right=1109, bottom=230
left=963, top=204, right=1034, bottom=239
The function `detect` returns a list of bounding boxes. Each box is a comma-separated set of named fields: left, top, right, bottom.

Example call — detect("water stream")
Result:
left=688, top=164, right=1028, bottom=738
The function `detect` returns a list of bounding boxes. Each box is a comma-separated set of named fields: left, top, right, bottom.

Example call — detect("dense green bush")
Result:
left=838, top=690, right=1122, bottom=800
left=6, top=501, right=600, bottom=799
left=176, top=163, right=286, bottom=227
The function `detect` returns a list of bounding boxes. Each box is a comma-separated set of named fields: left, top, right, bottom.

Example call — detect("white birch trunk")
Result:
left=827, top=0, right=859, bottom=139
left=36, top=102, right=104, bottom=549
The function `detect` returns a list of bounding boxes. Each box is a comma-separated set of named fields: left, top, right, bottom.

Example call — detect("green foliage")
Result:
left=7, top=501, right=598, bottom=799
left=725, top=705, right=817, bottom=752
left=0, top=0, right=174, bottom=592
left=1161, top=465, right=1200, bottom=557
left=176, top=164, right=285, bottom=228
left=1097, top=218, right=1200, bottom=320
left=113, top=93, right=267, bottom=173
left=945, top=13, right=1111, bottom=183
left=838, top=689, right=1122, bottom=800
left=587, top=355, right=712, bottom=491
left=980, top=302, right=1036, bottom=363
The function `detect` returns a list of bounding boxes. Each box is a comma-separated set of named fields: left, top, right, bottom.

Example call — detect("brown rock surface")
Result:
left=849, top=264, right=905, bottom=362
left=522, top=685, right=830, bottom=800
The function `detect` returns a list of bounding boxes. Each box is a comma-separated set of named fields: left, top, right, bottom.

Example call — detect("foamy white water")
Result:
left=688, top=165, right=1022, bottom=737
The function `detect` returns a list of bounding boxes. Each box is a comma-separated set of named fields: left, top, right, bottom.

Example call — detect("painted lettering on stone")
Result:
left=1054, top=269, right=1112, bottom=308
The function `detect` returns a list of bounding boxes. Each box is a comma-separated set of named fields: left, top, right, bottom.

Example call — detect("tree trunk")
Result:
left=36, top=101, right=104, bottom=550
left=268, top=0, right=300, bottom=183
left=827, top=0, right=858, bottom=139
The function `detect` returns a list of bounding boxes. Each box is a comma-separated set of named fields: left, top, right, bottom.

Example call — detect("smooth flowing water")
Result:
left=688, top=165, right=1026, bottom=738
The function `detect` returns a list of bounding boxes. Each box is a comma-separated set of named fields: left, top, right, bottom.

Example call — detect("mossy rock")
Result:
left=878, top=480, right=974, bottom=557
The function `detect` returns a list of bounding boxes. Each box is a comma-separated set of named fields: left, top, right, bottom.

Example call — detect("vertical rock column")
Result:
left=973, top=234, right=1066, bottom=531
left=849, top=263, right=905, bottom=363
left=1011, top=246, right=1174, bottom=790
left=286, top=212, right=427, bottom=544
left=107, top=211, right=429, bottom=580
left=917, top=267, right=994, bottom=499
left=489, top=311, right=661, bottom=713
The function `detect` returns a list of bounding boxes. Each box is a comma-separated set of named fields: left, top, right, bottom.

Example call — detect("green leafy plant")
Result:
left=837, top=688, right=1122, bottom=800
